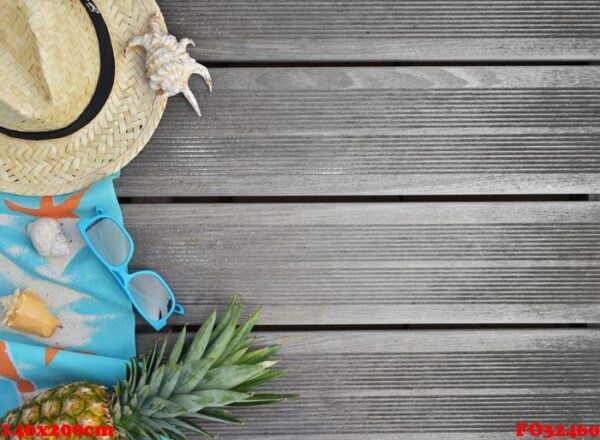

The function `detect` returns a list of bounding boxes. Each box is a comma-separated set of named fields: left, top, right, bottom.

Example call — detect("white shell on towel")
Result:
left=27, top=217, right=71, bottom=258
left=125, top=12, right=212, bottom=117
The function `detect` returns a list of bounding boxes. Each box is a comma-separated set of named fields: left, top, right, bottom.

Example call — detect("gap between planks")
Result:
left=121, top=194, right=589, bottom=204
left=136, top=323, right=588, bottom=334
left=203, top=61, right=597, bottom=68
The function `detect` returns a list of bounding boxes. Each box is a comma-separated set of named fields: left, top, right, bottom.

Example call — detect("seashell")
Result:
left=28, top=217, right=71, bottom=258
left=1, top=289, right=62, bottom=338
left=125, top=12, right=212, bottom=117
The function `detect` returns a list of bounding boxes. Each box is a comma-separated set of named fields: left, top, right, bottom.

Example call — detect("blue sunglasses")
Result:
left=77, top=207, right=184, bottom=330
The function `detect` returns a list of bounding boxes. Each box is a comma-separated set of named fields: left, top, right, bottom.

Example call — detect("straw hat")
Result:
left=0, top=0, right=167, bottom=195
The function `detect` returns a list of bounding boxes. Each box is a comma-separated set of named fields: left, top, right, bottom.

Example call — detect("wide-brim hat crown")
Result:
left=0, top=0, right=166, bottom=195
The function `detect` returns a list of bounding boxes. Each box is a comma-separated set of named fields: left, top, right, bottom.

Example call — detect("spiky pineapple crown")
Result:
left=110, top=298, right=295, bottom=440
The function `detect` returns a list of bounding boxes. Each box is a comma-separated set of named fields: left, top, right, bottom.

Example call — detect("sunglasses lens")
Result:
left=85, top=217, right=130, bottom=266
left=129, top=273, right=172, bottom=321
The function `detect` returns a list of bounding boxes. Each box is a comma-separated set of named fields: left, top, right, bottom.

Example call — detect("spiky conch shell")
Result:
left=145, top=35, right=195, bottom=94
left=126, top=13, right=212, bottom=117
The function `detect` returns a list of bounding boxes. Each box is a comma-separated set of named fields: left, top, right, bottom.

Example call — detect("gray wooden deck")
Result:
left=128, top=1, right=600, bottom=438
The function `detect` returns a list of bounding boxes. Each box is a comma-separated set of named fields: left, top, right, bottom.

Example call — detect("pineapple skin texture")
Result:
left=2, top=381, right=113, bottom=440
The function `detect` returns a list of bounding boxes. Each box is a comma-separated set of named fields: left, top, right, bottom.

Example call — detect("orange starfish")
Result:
left=0, top=340, right=35, bottom=393
left=5, top=187, right=89, bottom=219
left=44, top=346, right=94, bottom=366
left=45, top=347, right=64, bottom=366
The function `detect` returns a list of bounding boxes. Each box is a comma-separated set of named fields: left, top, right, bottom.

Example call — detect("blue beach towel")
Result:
left=0, top=175, right=135, bottom=415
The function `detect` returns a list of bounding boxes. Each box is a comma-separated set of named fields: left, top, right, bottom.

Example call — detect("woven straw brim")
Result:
left=0, top=0, right=166, bottom=196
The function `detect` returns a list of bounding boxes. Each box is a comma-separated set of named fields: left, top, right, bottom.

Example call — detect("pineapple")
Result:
left=2, top=298, right=295, bottom=439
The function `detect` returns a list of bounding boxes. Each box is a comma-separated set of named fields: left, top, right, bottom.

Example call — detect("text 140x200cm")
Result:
left=2, top=424, right=115, bottom=438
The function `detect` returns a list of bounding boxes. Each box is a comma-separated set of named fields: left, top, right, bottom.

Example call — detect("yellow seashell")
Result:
left=2, top=289, right=61, bottom=338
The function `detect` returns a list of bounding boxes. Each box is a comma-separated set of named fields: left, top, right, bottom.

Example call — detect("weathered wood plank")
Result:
left=161, top=0, right=600, bottom=61
left=124, top=202, right=600, bottom=325
left=137, top=329, right=600, bottom=439
left=118, top=66, right=600, bottom=196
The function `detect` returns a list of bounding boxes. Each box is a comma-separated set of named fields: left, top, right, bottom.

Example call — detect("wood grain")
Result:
left=118, top=66, right=600, bottom=196
left=123, top=202, right=600, bottom=325
left=137, top=329, right=600, bottom=439
left=160, top=0, right=600, bottom=61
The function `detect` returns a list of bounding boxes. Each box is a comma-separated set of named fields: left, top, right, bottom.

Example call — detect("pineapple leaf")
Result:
left=196, top=363, right=273, bottom=390
left=183, top=311, right=216, bottom=364
left=148, top=364, right=166, bottom=396
left=217, top=347, right=248, bottom=367
left=160, top=426, right=189, bottom=440
left=144, top=396, right=168, bottom=413
left=167, top=327, right=187, bottom=367
left=138, top=415, right=170, bottom=439
left=240, top=345, right=281, bottom=364
left=156, top=333, right=169, bottom=366
left=121, top=374, right=131, bottom=407
left=224, top=307, right=262, bottom=356
left=135, top=362, right=149, bottom=394
left=237, top=336, right=256, bottom=352
left=145, top=341, right=159, bottom=375
left=168, top=394, right=206, bottom=414
left=234, top=368, right=287, bottom=392
left=232, top=393, right=298, bottom=406
left=155, top=419, right=182, bottom=436
left=111, top=399, right=122, bottom=423
left=170, top=418, right=216, bottom=439
left=209, top=298, right=237, bottom=344
left=174, top=358, right=212, bottom=394
left=124, top=362, right=136, bottom=405
left=158, top=364, right=182, bottom=398
left=136, top=384, right=151, bottom=409
left=172, top=389, right=250, bottom=411
left=188, top=408, right=243, bottom=426
left=130, top=424, right=154, bottom=440
left=203, top=320, right=236, bottom=366
left=152, top=398, right=189, bottom=419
